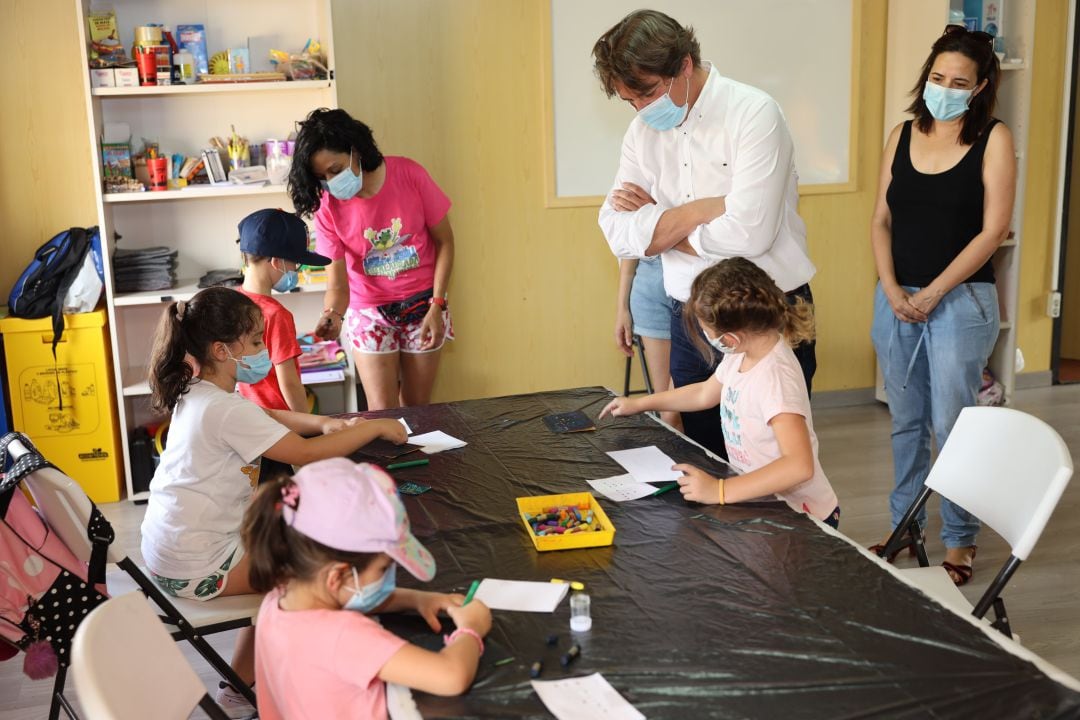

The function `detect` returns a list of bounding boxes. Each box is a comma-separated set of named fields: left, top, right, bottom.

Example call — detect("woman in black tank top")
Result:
left=868, top=26, right=1015, bottom=586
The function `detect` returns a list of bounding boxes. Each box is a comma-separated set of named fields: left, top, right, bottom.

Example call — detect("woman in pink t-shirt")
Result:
left=243, top=458, right=491, bottom=720
left=289, top=109, right=456, bottom=409
left=601, top=258, right=840, bottom=527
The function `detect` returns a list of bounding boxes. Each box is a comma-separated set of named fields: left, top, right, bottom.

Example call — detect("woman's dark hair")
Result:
left=288, top=108, right=384, bottom=217
left=685, top=258, right=814, bottom=359
left=148, top=287, right=261, bottom=413
left=907, top=25, right=1000, bottom=145
left=242, top=477, right=378, bottom=593
left=592, top=9, right=701, bottom=98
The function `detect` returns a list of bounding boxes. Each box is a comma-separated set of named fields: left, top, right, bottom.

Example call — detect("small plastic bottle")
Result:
left=569, top=588, right=592, bottom=632
left=174, top=50, right=196, bottom=85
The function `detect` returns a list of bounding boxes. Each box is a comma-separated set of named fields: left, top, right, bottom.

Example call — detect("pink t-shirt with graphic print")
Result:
left=254, top=589, right=408, bottom=720
left=713, top=336, right=838, bottom=521
left=314, top=156, right=451, bottom=309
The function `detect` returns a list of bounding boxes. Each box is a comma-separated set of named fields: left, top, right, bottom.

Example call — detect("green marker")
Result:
left=652, top=481, right=679, bottom=497
left=386, top=458, right=430, bottom=471
left=463, top=579, right=481, bottom=605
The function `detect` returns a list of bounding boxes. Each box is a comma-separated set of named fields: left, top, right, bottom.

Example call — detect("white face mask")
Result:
left=706, top=332, right=740, bottom=355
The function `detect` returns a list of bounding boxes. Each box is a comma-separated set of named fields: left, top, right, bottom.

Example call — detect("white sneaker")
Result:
left=215, top=682, right=256, bottom=719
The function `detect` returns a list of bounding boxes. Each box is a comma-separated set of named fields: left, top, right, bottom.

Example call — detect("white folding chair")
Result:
left=878, top=407, right=1074, bottom=637
left=71, top=591, right=229, bottom=720
left=6, top=437, right=261, bottom=707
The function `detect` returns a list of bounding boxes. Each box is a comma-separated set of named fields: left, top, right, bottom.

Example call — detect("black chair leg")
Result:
left=635, top=336, right=654, bottom=394
left=973, top=555, right=1022, bottom=640
left=623, top=354, right=632, bottom=397
left=117, top=557, right=257, bottom=707
left=199, top=693, right=233, bottom=720
left=880, top=486, right=933, bottom=564
left=49, top=665, right=79, bottom=720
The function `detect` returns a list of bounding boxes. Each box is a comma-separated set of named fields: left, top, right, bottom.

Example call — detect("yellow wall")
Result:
left=0, top=0, right=1070, bottom=402
left=0, top=0, right=96, bottom=297
left=1017, top=0, right=1072, bottom=375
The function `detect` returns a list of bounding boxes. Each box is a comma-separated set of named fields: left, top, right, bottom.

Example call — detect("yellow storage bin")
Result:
left=0, top=310, right=122, bottom=502
left=516, top=491, right=615, bottom=552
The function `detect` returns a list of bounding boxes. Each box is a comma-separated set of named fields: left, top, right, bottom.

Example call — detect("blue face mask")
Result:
left=271, top=261, right=299, bottom=293
left=706, top=332, right=740, bottom=355
left=322, top=149, right=362, bottom=201
left=639, top=76, right=690, bottom=131
left=922, top=82, right=974, bottom=121
left=345, top=563, right=397, bottom=613
left=226, top=347, right=272, bottom=384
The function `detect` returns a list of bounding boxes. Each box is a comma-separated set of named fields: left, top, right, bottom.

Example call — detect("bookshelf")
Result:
left=75, top=0, right=346, bottom=499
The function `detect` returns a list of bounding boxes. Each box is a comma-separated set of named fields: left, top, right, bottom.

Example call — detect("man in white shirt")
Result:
left=594, top=9, right=817, bottom=457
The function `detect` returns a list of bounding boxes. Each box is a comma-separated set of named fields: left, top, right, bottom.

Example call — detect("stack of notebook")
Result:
left=112, top=246, right=178, bottom=293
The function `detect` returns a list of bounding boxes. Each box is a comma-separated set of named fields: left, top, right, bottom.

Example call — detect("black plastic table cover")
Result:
left=346, top=386, right=1080, bottom=719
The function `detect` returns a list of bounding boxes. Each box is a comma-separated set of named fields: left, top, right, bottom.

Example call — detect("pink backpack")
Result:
left=0, top=433, right=111, bottom=678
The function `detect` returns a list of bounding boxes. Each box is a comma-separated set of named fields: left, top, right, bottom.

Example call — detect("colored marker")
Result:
left=463, top=580, right=481, bottom=605
left=529, top=660, right=544, bottom=678
left=652, top=481, right=679, bottom=497
left=559, top=644, right=581, bottom=668
left=494, top=657, right=515, bottom=667
left=387, top=458, right=430, bottom=471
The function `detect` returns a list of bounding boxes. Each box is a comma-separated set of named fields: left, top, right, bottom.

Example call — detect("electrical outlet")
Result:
left=1047, top=291, right=1062, bottom=318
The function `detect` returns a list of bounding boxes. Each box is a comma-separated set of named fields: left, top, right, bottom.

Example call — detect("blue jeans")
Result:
left=870, top=282, right=999, bottom=548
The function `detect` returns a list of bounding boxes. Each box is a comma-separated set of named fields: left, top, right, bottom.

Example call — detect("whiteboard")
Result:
left=548, top=0, right=856, bottom=201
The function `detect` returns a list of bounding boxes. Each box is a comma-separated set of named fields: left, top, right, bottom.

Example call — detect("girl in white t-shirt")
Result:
left=600, top=258, right=839, bottom=527
left=142, top=286, right=408, bottom=714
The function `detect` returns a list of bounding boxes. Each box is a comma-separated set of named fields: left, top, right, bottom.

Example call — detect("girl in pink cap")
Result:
left=242, top=458, right=491, bottom=720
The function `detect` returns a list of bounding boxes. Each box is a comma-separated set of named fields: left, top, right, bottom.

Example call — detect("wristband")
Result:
left=443, top=627, right=484, bottom=655
left=717, top=478, right=725, bottom=505
left=429, top=296, right=447, bottom=309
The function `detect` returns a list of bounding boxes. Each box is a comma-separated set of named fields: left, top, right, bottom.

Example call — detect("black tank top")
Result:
left=886, top=119, right=999, bottom=287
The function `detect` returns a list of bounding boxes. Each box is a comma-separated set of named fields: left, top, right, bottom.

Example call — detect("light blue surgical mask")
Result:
left=226, top=347, right=272, bottom=384
left=271, top=260, right=299, bottom=293
left=706, top=332, right=740, bottom=355
left=345, top=563, right=397, bottom=613
left=639, top=76, right=690, bottom=131
left=322, top=149, right=362, bottom=200
left=922, top=82, right=973, bottom=121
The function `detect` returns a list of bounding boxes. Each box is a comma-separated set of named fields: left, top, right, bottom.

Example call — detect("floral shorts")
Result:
left=150, top=546, right=243, bottom=601
left=343, top=306, right=454, bottom=355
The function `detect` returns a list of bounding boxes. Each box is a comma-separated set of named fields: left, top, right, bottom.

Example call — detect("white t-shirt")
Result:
left=599, top=63, right=816, bottom=301
left=141, top=380, right=289, bottom=578
left=713, top=336, right=838, bottom=521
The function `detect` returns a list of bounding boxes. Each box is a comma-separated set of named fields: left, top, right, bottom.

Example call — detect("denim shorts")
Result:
left=629, top=256, right=674, bottom=340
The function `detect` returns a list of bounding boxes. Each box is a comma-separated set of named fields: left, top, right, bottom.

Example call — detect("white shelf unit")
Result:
left=877, top=0, right=1033, bottom=405
left=75, top=0, right=347, bottom=500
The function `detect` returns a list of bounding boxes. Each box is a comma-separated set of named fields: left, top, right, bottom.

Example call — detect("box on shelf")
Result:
left=516, top=491, right=615, bottom=552
left=0, top=310, right=123, bottom=503
left=90, top=68, right=115, bottom=88
left=115, top=67, right=139, bottom=87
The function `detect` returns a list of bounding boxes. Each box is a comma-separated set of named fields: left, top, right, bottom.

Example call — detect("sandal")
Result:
left=942, top=546, right=977, bottom=586
left=869, top=534, right=926, bottom=564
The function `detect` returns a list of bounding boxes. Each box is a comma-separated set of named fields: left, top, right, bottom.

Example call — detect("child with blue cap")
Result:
left=237, top=209, right=331, bottom=411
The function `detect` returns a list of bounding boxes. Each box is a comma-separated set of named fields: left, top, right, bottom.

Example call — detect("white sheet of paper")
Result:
left=587, top=474, right=657, bottom=502
left=606, top=446, right=681, bottom=483
left=409, top=430, right=467, bottom=454
left=398, top=418, right=413, bottom=435
left=472, top=579, right=569, bottom=612
left=532, top=674, right=645, bottom=720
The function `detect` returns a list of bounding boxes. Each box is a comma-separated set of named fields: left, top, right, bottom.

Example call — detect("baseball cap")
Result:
left=238, top=208, right=331, bottom=267
left=281, top=458, right=435, bottom=581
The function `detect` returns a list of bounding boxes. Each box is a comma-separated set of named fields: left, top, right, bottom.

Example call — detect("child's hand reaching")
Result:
left=374, top=419, right=409, bottom=445
left=674, top=463, right=723, bottom=504
left=446, top=599, right=492, bottom=638
left=413, top=591, right=465, bottom=632
left=599, top=396, right=641, bottom=419
left=321, top=416, right=364, bottom=435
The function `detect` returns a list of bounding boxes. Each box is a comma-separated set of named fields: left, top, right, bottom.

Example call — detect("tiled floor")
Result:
left=3, top=383, right=1080, bottom=718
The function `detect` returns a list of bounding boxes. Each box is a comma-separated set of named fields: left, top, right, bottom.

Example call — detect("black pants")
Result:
left=668, top=285, right=817, bottom=460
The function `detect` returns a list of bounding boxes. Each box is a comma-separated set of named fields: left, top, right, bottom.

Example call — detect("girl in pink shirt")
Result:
left=243, top=458, right=491, bottom=720
left=289, top=108, right=456, bottom=410
left=601, top=258, right=840, bottom=527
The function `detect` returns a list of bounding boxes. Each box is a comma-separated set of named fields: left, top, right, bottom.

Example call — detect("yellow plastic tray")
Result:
left=516, top=491, right=615, bottom=552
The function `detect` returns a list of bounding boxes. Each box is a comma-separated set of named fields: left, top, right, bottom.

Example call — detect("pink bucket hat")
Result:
left=281, top=458, right=435, bottom=581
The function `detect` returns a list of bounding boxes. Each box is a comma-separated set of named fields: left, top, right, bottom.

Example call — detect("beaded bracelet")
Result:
left=443, top=627, right=484, bottom=655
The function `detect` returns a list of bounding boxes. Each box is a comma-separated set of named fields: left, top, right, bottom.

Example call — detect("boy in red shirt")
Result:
left=237, top=209, right=331, bottom=411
